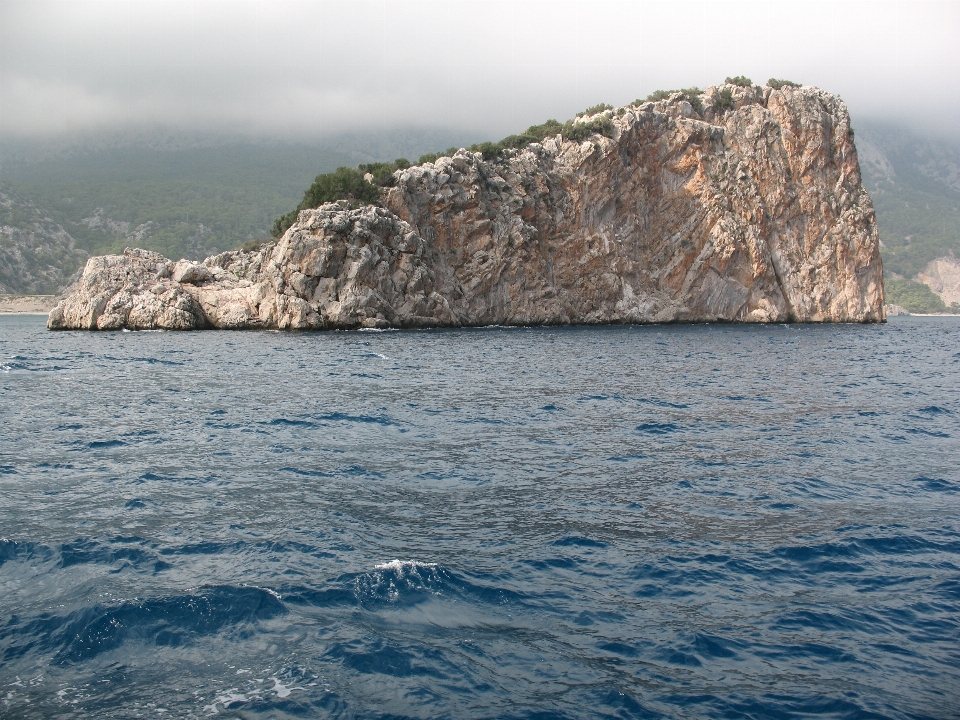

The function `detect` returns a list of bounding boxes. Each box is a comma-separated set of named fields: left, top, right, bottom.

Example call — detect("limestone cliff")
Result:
left=48, top=83, right=884, bottom=331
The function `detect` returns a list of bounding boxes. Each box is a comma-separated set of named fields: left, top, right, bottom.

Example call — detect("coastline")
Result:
left=903, top=313, right=960, bottom=317
left=0, top=295, right=57, bottom=314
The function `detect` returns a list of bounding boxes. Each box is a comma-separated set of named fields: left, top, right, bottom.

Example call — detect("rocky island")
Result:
left=48, top=81, right=884, bottom=331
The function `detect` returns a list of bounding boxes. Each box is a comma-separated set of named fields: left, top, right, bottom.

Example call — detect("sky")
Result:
left=2, top=0, right=959, bottom=144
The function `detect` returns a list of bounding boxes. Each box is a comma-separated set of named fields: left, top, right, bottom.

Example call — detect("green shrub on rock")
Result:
left=582, top=103, right=613, bottom=115
left=241, top=239, right=268, bottom=253
left=642, top=89, right=673, bottom=103
left=272, top=167, right=380, bottom=237
left=767, top=78, right=801, bottom=89
left=272, top=210, right=300, bottom=238
left=301, top=167, right=379, bottom=208
left=470, top=142, right=502, bottom=160
left=712, top=88, right=735, bottom=114
left=634, top=88, right=703, bottom=114
left=358, top=158, right=411, bottom=187
left=563, top=116, right=613, bottom=141
left=525, top=119, right=565, bottom=140
left=725, top=76, right=753, bottom=87
left=680, top=87, right=704, bottom=114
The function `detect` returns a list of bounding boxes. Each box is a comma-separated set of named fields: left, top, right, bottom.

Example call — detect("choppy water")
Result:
left=1, top=315, right=959, bottom=719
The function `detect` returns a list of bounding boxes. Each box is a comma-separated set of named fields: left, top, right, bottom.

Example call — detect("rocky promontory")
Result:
left=48, top=83, right=884, bottom=331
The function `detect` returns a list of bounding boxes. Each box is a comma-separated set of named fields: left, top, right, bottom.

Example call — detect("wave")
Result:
left=261, top=412, right=398, bottom=429
left=635, top=421, right=679, bottom=434
left=1, top=585, right=285, bottom=664
left=280, top=561, right=532, bottom=612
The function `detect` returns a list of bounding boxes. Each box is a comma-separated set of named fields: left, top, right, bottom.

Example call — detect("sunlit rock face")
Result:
left=48, top=84, right=884, bottom=331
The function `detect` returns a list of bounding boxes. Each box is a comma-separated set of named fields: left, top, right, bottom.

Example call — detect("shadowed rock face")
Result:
left=48, top=84, right=884, bottom=331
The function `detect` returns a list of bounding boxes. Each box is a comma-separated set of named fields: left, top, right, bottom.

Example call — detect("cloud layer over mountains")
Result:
left=2, top=0, right=959, bottom=141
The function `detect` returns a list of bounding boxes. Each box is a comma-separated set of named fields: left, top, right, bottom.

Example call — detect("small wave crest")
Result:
left=356, top=560, right=444, bottom=607
left=279, top=562, right=531, bottom=612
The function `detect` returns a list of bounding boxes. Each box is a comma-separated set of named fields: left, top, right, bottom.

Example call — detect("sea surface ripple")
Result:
left=1, top=315, right=958, bottom=719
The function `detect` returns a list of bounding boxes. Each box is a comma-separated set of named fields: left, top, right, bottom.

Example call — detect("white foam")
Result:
left=374, top=559, right=437, bottom=572
left=241, top=583, right=282, bottom=600
left=202, top=689, right=247, bottom=715
left=269, top=677, right=301, bottom=699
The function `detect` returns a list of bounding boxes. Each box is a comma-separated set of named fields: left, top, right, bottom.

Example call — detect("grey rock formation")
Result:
left=49, top=83, right=885, bottom=331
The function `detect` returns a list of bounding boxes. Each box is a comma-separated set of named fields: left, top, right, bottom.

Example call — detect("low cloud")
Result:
left=2, top=0, right=958, bottom=142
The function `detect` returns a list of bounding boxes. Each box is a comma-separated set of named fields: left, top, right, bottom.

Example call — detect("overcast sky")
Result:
left=2, top=0, right=958, bottom=144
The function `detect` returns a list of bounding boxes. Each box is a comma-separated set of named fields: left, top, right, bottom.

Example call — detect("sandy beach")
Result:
left=0, top=296, right=57, bottom=314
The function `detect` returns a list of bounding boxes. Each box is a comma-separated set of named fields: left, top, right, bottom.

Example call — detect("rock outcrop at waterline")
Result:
left=48, top=83, right=884, bottom=331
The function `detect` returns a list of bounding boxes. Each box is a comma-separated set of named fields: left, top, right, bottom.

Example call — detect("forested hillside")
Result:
left=0, top=187, right=88, bottom=294
left=0, top=130, right=468, bottom=294
left=857, top=122, right=960, bottom=311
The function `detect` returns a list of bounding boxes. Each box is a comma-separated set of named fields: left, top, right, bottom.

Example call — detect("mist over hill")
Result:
left=857, top=123, right=960, bottom=275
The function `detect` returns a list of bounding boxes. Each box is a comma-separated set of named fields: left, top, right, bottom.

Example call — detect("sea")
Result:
left=1, top=314, right=958, bottom=719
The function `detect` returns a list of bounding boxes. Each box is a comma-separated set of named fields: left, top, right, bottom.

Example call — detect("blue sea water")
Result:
left=1, top=314, right=958, bottom=719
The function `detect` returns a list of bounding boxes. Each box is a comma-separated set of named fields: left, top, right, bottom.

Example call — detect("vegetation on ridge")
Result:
left=768, top=78, right=800, bottom=89
left=712, top=88, right=735, bottom=114
left=271, top=108, right=617, bottom=237
left=271, top=166, right=386, bottom=237
left=636, top=88, right=704, bottom=114
left=269, top=79, right=820, bottom=237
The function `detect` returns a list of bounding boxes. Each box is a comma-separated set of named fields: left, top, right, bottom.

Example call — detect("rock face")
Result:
left=915, top=257, right=960, bottom=307
left=48, top=83, right=884, bottom=331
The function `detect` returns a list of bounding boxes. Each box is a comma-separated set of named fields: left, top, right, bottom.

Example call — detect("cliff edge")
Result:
left=48, top=83, right=884, bottom=331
